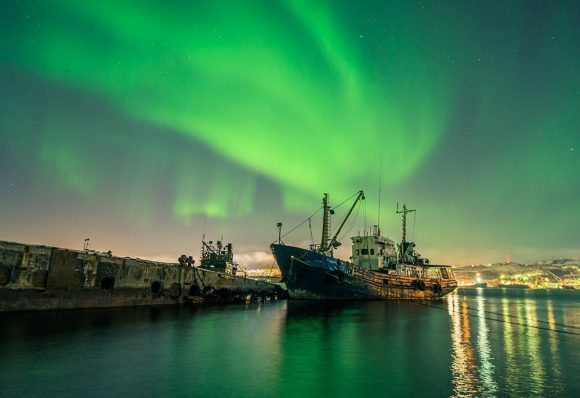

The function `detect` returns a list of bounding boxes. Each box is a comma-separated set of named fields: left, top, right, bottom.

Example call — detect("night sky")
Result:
left=1, top=1, right=578, bottom=267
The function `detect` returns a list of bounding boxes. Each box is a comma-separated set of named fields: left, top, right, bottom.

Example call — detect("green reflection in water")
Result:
left=514, top=299, right=530, bottom=394
left=502, top=298, right=516, bottom=397
left=546, top=299, right=564, bottom=395
left=0, top=291, right=578, bottom=397
left=475, top=294, right=497, bottom=396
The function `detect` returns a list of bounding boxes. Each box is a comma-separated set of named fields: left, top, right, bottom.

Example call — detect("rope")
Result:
left=273, top=191, right=362, bottom=246
left=333, top=191, right=361, bottom=210
left=414, top=299, right=580, bottom=336
left=338, top=202, right=361, bottom=242
left=363, top=200, right=368, bottom=234
left=272, top=206, right=323, bottom=244
left=449, top=300, right=579, bottom=330
left=338, top=199, right=363, bottom=242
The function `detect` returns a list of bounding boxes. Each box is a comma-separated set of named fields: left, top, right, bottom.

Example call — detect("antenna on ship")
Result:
left=201, top=217, right=207, bottom=259
left=320, top=194, right=331, bottom=252
left=396, top=203, right=415, bottom=262
left=396, top=203, right=415, bottom=244
left=377, top=151, right=383, bottom=236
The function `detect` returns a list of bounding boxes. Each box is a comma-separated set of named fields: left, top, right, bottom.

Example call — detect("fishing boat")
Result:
left=271, top=191, right=458, bottom=299
left=181, top=238, right=284, bottom=302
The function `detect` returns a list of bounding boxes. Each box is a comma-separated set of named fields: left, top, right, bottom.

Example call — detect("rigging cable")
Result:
left=413, top=299, right=579, bottom=336
left=447, top=299, right=580, bottom=330
left=338, top=199, right=362, bottom=243
left=378, top=151, right=383, bottom=229
left=333, top=191, right=361, bottom=210
left=272, top=206, right=323, bottom=244
left=340, top=204, right=360, bottom=241
left=328, top=191, right=364, bottom=239
left=363, top=200, right=368, bottom=235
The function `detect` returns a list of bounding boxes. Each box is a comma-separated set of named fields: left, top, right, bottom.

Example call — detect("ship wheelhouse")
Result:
left=351, top=225, right=397, bottom=271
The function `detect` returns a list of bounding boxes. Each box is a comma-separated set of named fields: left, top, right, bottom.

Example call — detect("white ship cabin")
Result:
left=351, top=225, right=441, bottom=279
left=351, top=225, right=397, bottom=271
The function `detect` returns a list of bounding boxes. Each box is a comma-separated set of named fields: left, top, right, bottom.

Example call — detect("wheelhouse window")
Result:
left=370, top=249, right=375, bottom=255
left=361, top=249, right=369, bottom=255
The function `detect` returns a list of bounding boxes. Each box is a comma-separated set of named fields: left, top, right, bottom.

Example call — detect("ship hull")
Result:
left=271, top=244, right=457, bottom=300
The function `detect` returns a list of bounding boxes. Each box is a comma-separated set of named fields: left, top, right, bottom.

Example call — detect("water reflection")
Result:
left=449, top=293, right=478, bottom=397
left=546, top=299, right=564, bottom=395
left=475, top=294, right=497, bottom=396
left=0, top=290, right=577, bottom=397
left=502, top=298, right=517, bottom=396
left=448, top=289, right=577, bottom=398
left=524, top=299, right=544, bottom=395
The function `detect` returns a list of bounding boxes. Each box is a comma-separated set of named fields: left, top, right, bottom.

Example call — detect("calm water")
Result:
left=0, top=289, right=578, bottom=397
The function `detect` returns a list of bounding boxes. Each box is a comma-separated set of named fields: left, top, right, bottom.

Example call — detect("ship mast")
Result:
left=396, top=203, right=415, bottom=260
left=320, top=194, right=331, bottom=252
left=396, top=203, right=415, bottom=243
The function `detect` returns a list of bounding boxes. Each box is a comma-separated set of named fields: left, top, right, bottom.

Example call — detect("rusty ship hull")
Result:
left=271, top=244, right=457, bottom=300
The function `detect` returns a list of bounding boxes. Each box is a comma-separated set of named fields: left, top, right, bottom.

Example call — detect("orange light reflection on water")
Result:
left=449, top=293, right=478, bottom=397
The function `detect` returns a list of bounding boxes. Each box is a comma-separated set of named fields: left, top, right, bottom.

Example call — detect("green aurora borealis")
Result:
left=1, top=0, right=578, bottom=265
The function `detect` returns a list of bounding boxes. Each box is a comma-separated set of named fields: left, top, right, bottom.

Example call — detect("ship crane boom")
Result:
left=329, top=190, right=365, bottom=249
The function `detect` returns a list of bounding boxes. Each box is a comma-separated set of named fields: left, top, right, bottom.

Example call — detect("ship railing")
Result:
left=349, top=263, right=458, bottom=291
left=350, top=264, right=381, bottom=282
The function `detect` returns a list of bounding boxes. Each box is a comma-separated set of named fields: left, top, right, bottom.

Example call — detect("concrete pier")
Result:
left=0, top=240, right=279, bottom=312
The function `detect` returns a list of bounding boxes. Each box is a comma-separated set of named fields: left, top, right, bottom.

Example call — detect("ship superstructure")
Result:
left=198, top=239, right=239, bottom=276
left=351, top=228, right=397, bottom=270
